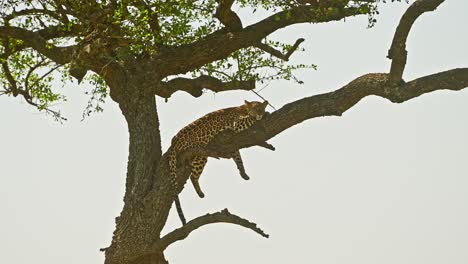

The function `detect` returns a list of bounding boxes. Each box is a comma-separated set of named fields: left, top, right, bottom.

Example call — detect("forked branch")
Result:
left=388, top=0, right=445, bottom=84
left=256, top=38, right=305, bottom=61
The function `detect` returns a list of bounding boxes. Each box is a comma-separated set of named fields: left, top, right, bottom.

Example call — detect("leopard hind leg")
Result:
left=190, top=156, right=208, bottom=198
left=231, top=150, right=249, bottom=180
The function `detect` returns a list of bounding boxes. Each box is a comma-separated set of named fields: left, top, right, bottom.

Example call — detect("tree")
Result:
left=1, top=0, right=467, bottom=264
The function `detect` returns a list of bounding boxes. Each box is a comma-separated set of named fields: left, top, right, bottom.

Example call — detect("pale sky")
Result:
left=1, top=1, right=468, bottom=264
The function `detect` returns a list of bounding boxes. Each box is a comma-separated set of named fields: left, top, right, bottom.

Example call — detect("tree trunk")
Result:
left=104, top=79, right=168, bottom=264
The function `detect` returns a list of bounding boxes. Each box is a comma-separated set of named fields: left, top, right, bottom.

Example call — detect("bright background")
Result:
left=1, top=1, right=467, bottom=263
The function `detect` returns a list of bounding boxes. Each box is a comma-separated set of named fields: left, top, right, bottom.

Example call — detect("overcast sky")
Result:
left=1, top=1, right=468, bottom=264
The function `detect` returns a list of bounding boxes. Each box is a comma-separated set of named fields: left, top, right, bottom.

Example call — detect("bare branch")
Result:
left=158, top=75, right=256, bottom=98
left=255, top=38, right=305, bottom=61
left=154, top=208, right=268, bottom=252
left=387, top=0, right=445, bottom=85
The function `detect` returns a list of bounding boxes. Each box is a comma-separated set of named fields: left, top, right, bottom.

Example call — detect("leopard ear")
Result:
left=262, top=101, right=268, bottom=106
left=244, top=100, right=250, bottom=105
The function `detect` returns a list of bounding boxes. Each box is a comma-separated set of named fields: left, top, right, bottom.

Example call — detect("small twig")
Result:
left=99, top=246, right=109, bottom=252
left=255, top=38, right=305, bottom=61
left=251, top=90, right=277, bottom=110
left=25, top=58, right=47, bottom=91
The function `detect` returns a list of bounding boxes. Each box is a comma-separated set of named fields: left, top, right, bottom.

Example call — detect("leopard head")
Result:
left=243, top=100, right=268, bottom=120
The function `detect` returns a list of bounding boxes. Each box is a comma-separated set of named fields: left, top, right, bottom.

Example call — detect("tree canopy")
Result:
left=0, top=0, right=386, bottom=120
left=2, top=1, right=467, bottom=264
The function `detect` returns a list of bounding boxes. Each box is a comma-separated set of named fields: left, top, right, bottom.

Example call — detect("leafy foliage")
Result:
left=82, top=73, right=109, bottom=120
left=192, top=39, right=315, bottom=85
left=0, top=46, right=66, bottom=120
left=0, top=0, right=387, bottom=120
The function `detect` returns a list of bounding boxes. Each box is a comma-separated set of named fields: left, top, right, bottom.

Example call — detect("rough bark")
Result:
left=103, top=70, right=168, bottom=264
left=388, top=0, right=445, bottom=84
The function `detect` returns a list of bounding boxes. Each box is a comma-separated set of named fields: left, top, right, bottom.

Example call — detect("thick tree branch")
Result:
left=153, top=208, right=268, bottom=252
left=0, top=26, right=75, bottom=64
left=158, top=75, right=256, bottom=98
left=180, top=68, right=468, bottom=160
left=255, top=38, right=305, bottom=61
left=215, top=0, right=243, bottom=31
left=0, top=25, right=79, bottom=59
left=35, top=24, right=83, bottom=40
left=387, top=0, right=445, bottom=84
left=156, top=4, right=366, bottom=76
left=3, top=8, right=65, bottom=22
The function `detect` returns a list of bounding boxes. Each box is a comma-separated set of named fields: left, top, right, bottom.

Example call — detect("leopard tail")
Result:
left=174, top=195, right=187, bottom=225
left=169, top=148, right=186, bottom=225
left=169, top=147, right=178, bottom=190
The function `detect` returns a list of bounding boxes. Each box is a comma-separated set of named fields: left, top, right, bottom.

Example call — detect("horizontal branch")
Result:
left=158, top=75, right=255, bottom=98
left=154, top=209, right=268, bottom=251
left=3, top=8, right=64, bottom=21
left=0, top=26, right=75, bottom=64
left=388, top=0, right=445, bottom=84
left=192, top=68, right=468, bottom=158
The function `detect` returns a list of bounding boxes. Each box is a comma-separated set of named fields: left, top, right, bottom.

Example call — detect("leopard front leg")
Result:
left=190, top=156, right=208, bottom=198
left=231, top=150, right=249, bottom=180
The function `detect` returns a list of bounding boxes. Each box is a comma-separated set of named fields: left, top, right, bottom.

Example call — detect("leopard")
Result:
left=169, top=100, right=268, bottom=200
